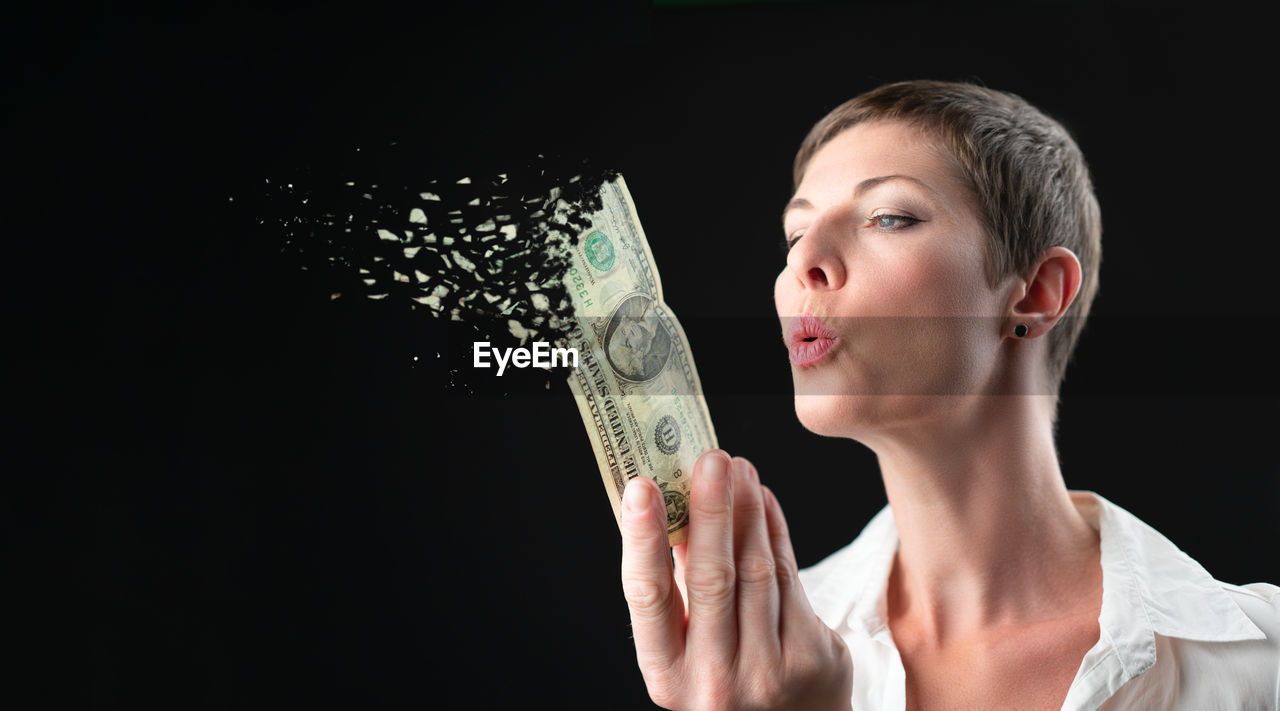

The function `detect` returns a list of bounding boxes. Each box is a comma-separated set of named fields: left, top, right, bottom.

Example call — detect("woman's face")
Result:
left=774, top=120, right=1015, bottom=439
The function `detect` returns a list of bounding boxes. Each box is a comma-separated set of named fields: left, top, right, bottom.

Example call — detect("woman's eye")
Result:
left=780, top=231, right=805, bottom=253
left=782, top=215, right=920, bottom=254
left=868, top=213, right=922, bottom=230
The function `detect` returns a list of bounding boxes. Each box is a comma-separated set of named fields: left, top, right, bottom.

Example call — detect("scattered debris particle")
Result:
left=259, top=154, right=618, bottom=392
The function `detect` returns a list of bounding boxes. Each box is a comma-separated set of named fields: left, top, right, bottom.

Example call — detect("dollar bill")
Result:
left=562, top=176, right=718, bottom=547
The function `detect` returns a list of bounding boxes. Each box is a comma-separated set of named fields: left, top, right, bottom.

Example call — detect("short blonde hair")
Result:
left=793, top=80, right=1102, bottom=395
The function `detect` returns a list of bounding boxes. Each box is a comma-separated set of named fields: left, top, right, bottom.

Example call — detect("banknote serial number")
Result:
left=568, top=266, right=594, bottom=309
left=473, top=341, right=580, bottom=376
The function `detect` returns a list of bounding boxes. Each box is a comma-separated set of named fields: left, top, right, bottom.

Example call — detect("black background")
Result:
left=7, top=1, right=1278, bottom=708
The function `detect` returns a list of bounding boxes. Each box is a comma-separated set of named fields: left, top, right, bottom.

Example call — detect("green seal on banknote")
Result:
left=584, top=230, right=615, bottom=272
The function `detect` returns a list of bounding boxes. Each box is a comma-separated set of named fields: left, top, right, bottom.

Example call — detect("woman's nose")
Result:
left=786, top=226, right=845, bottom=291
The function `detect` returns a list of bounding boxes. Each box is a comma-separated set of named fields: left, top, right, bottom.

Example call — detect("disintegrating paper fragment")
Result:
left=268, top=157, right=620, bottom=394
left=452, top=251, right=476, bottom=272
left=508, top=319, right=536, bottom=345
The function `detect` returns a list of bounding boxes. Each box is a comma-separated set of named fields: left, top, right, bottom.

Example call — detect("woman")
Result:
left=617, top=81, right=1279, bottom=710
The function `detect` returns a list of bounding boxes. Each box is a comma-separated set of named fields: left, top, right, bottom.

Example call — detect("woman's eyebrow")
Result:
left=782, top=174, right=934, bottom=225
left=781, top=197, right=813, bottom=227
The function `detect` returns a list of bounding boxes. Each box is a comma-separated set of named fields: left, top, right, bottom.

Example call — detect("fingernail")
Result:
left=702, top=452, right=728, bottom=483
left=623, top=478, right=651, bottom=514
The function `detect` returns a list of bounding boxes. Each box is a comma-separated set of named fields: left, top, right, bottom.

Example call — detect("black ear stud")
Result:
left=1014, top=323, right=1029, bottom=338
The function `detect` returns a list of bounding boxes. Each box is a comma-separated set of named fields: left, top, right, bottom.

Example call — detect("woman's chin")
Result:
left=793, top=387, right=974, bottom=442
left=792, top=367, right=870, bottom=436
left=793, top=394, right=869, bottom=438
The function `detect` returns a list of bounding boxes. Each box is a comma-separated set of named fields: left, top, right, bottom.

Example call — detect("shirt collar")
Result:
left=802, top=490, right=1266, bottom=656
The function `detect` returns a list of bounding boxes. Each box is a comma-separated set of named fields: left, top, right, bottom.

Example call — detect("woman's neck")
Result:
left=868, top=394, right=1102, bottom=648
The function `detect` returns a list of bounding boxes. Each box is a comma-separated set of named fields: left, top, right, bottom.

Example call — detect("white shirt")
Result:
left=798, top=490, right=1280, bottom=710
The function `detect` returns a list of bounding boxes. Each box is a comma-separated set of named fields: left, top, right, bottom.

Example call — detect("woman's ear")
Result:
left=1008, top=246, right=1082, bottom=338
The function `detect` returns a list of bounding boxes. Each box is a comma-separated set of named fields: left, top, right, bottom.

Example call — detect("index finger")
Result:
left=619, top=476, right=687, bottom=672
left=684, top=449, right=737, bottom=665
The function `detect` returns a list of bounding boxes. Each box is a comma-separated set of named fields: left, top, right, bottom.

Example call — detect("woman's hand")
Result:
left=620, top=449, right=853, bottom=711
